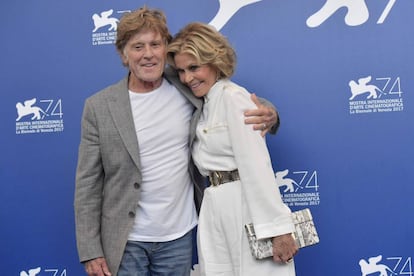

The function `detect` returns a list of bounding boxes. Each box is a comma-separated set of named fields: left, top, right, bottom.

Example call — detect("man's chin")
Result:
left=142, top=72, right=163, bottom=82
left=141, top=77, right=163, bottom=89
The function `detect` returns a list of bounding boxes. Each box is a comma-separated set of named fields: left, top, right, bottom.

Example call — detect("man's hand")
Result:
left=84, top=257, right=112, bottom=276
left=272, top=233, right=298, bottom=263
left=244, top=93, right=278, bottom=136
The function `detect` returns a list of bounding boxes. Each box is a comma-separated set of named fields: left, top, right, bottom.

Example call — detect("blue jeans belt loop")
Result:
left=209, top=169, right=240, bottom=186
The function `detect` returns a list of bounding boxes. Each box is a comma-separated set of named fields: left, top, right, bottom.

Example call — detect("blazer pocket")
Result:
left=203, top=122, right=232, bottom=154
left=204, top=122, right=228, bottom=133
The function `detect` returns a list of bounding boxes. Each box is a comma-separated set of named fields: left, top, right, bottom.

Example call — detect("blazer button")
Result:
left=134, top=182, right=140, bottom=189
left=128, top=211, right=135, bottom=218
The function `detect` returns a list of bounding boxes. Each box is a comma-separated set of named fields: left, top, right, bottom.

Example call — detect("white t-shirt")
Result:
left=128, top=78, right=198, bottom=242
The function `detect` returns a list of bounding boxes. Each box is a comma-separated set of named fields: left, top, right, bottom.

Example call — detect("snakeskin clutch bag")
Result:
left=245, top=208, right=320, bottom=259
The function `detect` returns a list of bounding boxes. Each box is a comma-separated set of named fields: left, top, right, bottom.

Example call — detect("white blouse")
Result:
left=192, top=79, right=294, bottom=240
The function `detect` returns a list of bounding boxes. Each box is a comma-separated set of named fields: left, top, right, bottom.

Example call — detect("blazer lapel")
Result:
left=107, top=76, right=142, bottom=170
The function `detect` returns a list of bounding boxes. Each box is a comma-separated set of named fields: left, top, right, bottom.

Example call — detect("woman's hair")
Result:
left=167, top=22, right=236, bottom=79
left=115, top=6, right=172, bottom=54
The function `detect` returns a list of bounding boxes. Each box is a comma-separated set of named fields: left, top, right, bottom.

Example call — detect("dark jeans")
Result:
left=118, top=230, right=193, bottom=276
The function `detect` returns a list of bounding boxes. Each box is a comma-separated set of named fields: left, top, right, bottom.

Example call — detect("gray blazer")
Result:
left=74, top=67, right=204, bottom=275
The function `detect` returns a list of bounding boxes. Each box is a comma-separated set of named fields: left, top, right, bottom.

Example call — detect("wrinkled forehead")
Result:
left=127, top=29, right=165, bottom=44
left=135, top=27, right=166, bottom=40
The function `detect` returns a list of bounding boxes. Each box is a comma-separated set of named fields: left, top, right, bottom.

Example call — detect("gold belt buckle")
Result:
left=210, top=171, right=223, bottom=186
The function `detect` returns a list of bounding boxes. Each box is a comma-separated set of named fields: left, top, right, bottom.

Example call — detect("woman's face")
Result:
left=174, top=53, right=217, bottom=98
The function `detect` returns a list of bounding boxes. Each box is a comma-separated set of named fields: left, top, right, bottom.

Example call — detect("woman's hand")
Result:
left=272, top=233, right=299, bottom=263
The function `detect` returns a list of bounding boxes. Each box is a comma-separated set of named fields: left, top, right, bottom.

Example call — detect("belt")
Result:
left=209, top=170, right=240, bottom=186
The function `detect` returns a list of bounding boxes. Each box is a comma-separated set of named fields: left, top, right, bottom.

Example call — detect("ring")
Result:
left=262, top=123, right=266, bottom=130
left=287, top=258, right=293, bottom=263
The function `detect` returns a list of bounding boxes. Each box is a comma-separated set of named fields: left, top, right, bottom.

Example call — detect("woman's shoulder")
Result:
left=220, top=80, right=254, bottom=108
left=221, top=80, right=248, bottom=94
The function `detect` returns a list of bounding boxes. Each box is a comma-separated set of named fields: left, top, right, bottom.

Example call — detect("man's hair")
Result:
left=115, top=6, right=172, bottom=54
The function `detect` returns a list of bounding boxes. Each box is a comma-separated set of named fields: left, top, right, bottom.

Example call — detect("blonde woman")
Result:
left=167, top=22, right=298, bottom=275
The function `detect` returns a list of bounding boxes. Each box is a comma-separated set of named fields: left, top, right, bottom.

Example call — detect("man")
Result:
left=74, top=6, right=279, bottom=276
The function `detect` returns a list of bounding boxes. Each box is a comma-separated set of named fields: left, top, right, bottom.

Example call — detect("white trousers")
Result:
left=197, top=180, right=296, bottom=276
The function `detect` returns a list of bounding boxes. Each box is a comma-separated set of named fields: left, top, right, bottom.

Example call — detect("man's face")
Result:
left=121, top=30, right=166, bottom=92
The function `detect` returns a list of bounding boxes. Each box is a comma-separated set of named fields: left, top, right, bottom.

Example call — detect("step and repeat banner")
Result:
left=1, top=0, right=413, bottom=275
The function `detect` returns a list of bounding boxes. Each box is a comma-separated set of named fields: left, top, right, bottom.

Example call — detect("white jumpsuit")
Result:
left=192, top=80, right=296, bottom=276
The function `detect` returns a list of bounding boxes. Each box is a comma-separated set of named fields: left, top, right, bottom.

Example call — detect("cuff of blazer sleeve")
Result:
left=254, top=216, right=295, bottom=240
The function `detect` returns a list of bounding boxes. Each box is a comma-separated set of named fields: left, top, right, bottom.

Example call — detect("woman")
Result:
left=167, top=22, right=298, bottom=275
